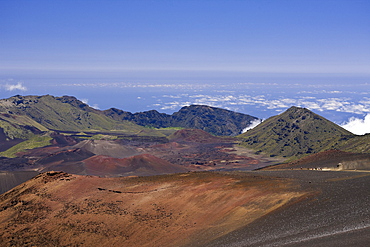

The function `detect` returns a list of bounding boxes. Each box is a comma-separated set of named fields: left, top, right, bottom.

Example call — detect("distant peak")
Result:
left=183, top=105, right=219, bottom=110
left=285, top=106, right=310, bottom=112
left=282, top=106, right=316, bottom=117
left=56, top=95, right=83, bottom=103
left=57, top=95, right=78, bottom=100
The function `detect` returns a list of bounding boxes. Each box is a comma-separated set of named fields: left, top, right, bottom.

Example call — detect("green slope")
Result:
left=0, top=135, right=52, bottom=158
left=238, top=106, right=354, bottom=159
left=333, top=134, right=370, bottom=153
left=0, top=95, right=162, bottom=136
left=0, top=114, right=48, bottom=140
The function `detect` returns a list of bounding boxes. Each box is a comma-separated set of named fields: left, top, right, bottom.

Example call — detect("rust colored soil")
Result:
left=0, top=171, right=305, bottom=247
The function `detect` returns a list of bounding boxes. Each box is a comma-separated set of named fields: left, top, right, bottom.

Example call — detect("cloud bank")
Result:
left=156, top=94, right=370, bottom=116
left=340, top=114, right=370, bottom=135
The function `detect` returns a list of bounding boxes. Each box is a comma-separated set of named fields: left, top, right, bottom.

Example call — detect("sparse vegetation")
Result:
left=333, top=134, right=370, bottom=153
left=0, top=95, right=161, bottom=136
left=0, top=120, right=36, bottom=140
left=89, top=134, right=118, bottom=140
left=0, top=113, right=48, bottom=140
left=0, top=135, right=52, bottom=158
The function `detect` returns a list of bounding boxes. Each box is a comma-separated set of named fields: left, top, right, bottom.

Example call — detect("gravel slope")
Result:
left=205, top=170, right=370, bottom=247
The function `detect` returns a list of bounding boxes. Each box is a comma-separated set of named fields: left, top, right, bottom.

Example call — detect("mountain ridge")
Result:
left=0, top=95, right=368, bottom=163
left=0, top=94, right=148, bottom=134
left=0, top=95, right=258, bottom=137
left=103, top=104, right=259, bottom=136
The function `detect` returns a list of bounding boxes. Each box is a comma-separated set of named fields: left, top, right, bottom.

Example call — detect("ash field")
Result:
left=206, top=170, right=370, bottom=247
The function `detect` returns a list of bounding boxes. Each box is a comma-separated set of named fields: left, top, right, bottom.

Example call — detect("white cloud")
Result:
left=163, top=94, right=189, bottom=98
left=80, top=98, right=99, bottom=109
left=160, top=101, right=192, bottom=110
left=61, top=82, right=212, bottom=90
left=158, top=94, right=370, bottom=116
left=91, top=104, right=100, bottom=109
left=241, top=119, right=263, bottom=133
left=299, top=101, right=321, bottom=110
left=359, top=98, right=370, bottom=105
left=340, top=104, right=370, bottom=114
left=4, top=82, right=27, bottom=91
left=340, top=114, right=370, bottom=135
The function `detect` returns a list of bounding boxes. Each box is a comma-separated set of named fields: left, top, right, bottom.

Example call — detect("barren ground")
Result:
left=206, top=170, right=370, bottom=247
left=0, top=130, right=284, bottom=176
left=0, top=171, right=305, bottom=247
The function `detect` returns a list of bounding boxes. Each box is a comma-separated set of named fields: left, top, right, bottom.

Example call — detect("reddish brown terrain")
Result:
left=0, top=171, right=305, bottom=247
left=82, top=154, right=189, bottom=176
left=0, top=129, right=281, bottom=177
left=145, top=129, right=278, bottom=171
left=3, top=127, right=368, bottom=246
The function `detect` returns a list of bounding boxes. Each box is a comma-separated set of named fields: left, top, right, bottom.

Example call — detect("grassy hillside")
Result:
left=239, top=106, right=354, bottom=159
left=0, top=135, right=52, bottom=158
left=0, top=114, right=48, bottom=140
left=0, top=95, right=162, bottom=136
left=333, top=134, right=370, bottom=153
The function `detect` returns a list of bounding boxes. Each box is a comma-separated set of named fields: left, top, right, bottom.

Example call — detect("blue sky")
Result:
left=1, top=0, right=369, bottom=75
left=1, top=0, right=370, bottom=134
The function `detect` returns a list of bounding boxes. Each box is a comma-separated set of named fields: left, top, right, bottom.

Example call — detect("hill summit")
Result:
left=239, top=106, right=353, bottom=158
